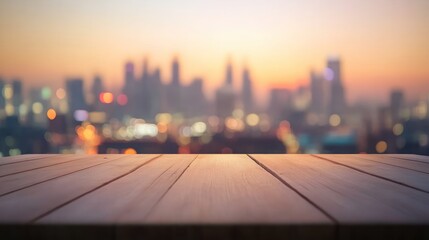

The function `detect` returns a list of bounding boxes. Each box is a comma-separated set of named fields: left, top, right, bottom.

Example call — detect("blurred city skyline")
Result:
left=1, top=0, right=429, bottom=105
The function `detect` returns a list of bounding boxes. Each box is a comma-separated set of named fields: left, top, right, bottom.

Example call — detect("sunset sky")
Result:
left=0, top=0, right=428, bottom=105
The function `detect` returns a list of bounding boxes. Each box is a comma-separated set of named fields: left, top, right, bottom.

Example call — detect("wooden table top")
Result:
left=1, top=154, right=429, bottom=240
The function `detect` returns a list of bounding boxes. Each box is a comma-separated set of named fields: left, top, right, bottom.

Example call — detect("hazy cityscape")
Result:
left=1, top=1, right=428, bottom=156
left=0, top=55, right=428, bottom=156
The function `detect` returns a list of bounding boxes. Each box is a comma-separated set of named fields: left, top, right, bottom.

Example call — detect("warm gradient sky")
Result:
left=0, top=0, right=428, bottom=105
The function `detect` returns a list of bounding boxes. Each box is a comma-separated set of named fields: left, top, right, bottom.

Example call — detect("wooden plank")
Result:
left=0, top=155, right=124, bottom=196
left=0, top=154, right=57, bottom=166
left=0, top=155, right=90, bottom=177
left=145, top=154, right=332, bottom=224
left=38, top=154, right=197, bottom=224
left=315, top=154, right=429, bottom=193
left=348, top=154, right=429, bottom=174
left=385, top=154, right=429, bottom=164
left=0, top=154, right=160, bottom=222
left=251, top=154, right=429, bottom=224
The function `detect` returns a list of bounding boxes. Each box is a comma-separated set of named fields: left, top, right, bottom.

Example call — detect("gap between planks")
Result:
left=0, top=155, right=129, bottom=197
left=247, top=154, right=339, bottom=225
left=311, top=154, right=429, bottom=194
left=30, top=155, right=163, bottom=222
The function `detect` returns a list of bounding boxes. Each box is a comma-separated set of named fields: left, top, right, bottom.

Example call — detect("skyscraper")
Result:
left=390, top=89, right=404, bottom=123
left=172, top=57, right=180, bottom=87
left=184, top=78, right=208, bottom=118
left=66, top=78, right=87, bottom=114
left=123, top=61, right=137, bottom=117
left=11, top=79, right=23, bottom=110
left=310, top=70, right=325, bottom=114
left=91, top=75, right=104, bottom=106
left=168, top=57, right=182, bottom=113
left=124, top=61, right=135, bottom=86
left=326, top=57, right=346, bottom=114
left=216, top=60, right=235, bottom=118
left=0, top=79, right=5, bottom=111
left=242, top=67, right=253, bottom=114
left=139, top=58, right=152, bottom=119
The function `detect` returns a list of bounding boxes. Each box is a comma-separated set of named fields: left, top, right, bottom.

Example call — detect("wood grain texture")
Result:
left=0, top=154, right=57, bottom=166
left=251, top=154, right=429, bottom=224
left=145, top=154, right=332, bottom=224
left=38, top=154, right=197, bottom=224
left=0, top=155, right=88, bottom=177
left=0, top=155, right=124, bottom=196
left=385, top=154, right=429, bottom=164
left=315, top=154, right=429, bottom=193
left=0, top=154, right=159, bottom=222
left=347, top=154, right=429, bottom=174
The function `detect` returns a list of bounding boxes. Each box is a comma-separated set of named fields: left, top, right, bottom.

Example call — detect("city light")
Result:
left=246, top=113, right=260, bottom=127
left=392, top=123, right=404, bottom=136
left=99, top=92, right=114, bottom=104
left=56, top=88, right=66, bottom=99
left=74, top=110, right=89, bottom=122
left=41, top=87, right=52, bottom=100
left=117, top=94, right=128, bottom=106
left=46, top=108, right=57, bottom=120
left=3, top=84, right=13, bottom=100
left=32, top=102, right=43, bottom=114
left=376, top=141, right=388, bottom=153
left=123, top=148, right=137, bottom=154
left=329, top=114, right=341, bottom=127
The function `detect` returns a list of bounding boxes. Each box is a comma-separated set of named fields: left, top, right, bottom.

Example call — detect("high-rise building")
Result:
left=310, top=71, right=325, bottom=114
left=66, top=78, right=87, bottom=114
left=184, top=78, right=207, bottom=118
left=168, top=57, right=182, bottom=113
left=11, top=79, right=23, bottom=110
left=390, top=89, right=404, bottom=122
left=326, top=57, right=346, bottom=114
left=242, top=67, right=253, bottom=113
left=216, top=61, right=235, bottom=118
left=0, top=79, right=5, bottom=110
left=171, top=57, right=180, bottom=87
left=91, top=75, right=104, bottom=106
left=269, top=88, right=293, bottom=124
left=124, top=61, right=135, bottom=86
left=139, top=58, right=152, bottom=119
left=122, top=61, right=137, bottom=117
left=149, top=67, right=163, bottom=118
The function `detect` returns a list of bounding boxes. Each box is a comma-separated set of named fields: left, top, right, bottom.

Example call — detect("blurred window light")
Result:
left=191, top=122, right=207, bottom=136
left=3, top=84, right=13, bottom=100
left=18, top=104, right=27, bottom=116
left=117, top=94, right=128, bottom=106
left=32, top=102, right=43, bottom=114
left=392, top=123, right=404, bottom=136
left=47, top=108, right=57, bottom=120
left=5, top=104, right=14, bottom=116
left=157, top=122, right=168, bottom=133
left=89, top=112, right=107, bottom=123
left=99, top=92, right=114, bottom=104
left=375, top=141, right=388, bottom=153
left=329, top=114, right=341, bottom=127
left=232, top=109, right=244, bottom=119
left=155, top=113, right=172, bottom=124
left=246, top=113, right=260, bottom=127
left=9, top=148, right=21, bottom=156
left=74, top=110, right=89, bottom=122
left=181, top=126, right=192, bottom=137
left=419, top=134, right=428, bottom=147
left=41, top=87, right=52, bottom=100
left=56, top=88, right=66, bottom=99
left=123, top=148, right=137, bottom=154
left=135, top=123, right=158, bottom=137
